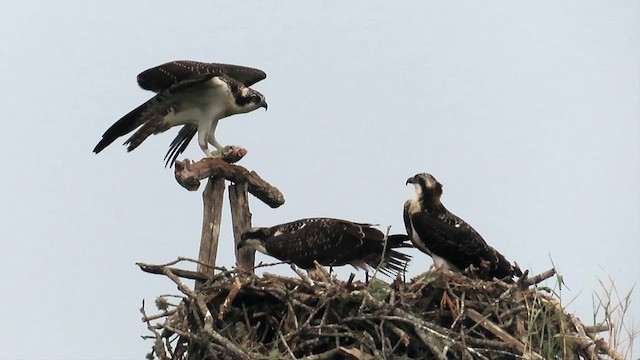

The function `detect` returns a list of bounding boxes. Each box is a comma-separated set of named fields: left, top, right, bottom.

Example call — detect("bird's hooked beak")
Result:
left=406, top=176, right=415, bottom=185
left=261, top=101, right=268, bottom=111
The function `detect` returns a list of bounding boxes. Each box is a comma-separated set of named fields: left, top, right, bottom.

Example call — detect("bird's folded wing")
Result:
left=409, top=212, right=493, bottom=263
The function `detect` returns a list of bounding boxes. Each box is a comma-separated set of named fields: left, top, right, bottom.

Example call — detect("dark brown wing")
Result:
left=137, top=60, right=266, bottom=92
left=93, top=101, right=150, bottom=153
left=262, top=218, right=359, bottom=269
left=264, top=218, right=410, bottom=277
left=410, top=211, right=518, bottom=279
left=95, top=75, right=218, bottom=154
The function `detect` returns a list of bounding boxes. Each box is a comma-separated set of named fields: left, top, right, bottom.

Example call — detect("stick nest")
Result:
left=140, top=262, right=624, bottom=360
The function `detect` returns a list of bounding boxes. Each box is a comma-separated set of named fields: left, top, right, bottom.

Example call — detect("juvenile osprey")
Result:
left=93, top=60, right=267, bottom=166
left=239, top=218, right=412, bottom=277
left=405, top=173, right=521, bottom=280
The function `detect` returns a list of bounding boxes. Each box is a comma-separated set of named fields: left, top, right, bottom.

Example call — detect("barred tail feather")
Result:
left=364, top=234, right=412, bottom=277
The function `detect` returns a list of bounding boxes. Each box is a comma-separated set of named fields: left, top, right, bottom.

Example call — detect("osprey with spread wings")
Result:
left=93, top=60, right=267, bottom=165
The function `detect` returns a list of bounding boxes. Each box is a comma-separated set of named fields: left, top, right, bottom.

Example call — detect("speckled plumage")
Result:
left=240, top=218, right=412, bottom=277
left=405, top=173, right=521, bottom=280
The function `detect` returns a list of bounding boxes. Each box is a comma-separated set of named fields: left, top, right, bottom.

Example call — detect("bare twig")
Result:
left=140, top=300, right=168, bottom=360
left=136, top=262, right=210, bottom=282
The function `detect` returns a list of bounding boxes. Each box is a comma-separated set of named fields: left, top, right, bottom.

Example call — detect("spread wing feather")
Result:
left=137, top=60, right=266, bottom=93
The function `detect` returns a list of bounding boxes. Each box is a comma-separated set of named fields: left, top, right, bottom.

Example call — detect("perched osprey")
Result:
left=239, top=218, right=412, bottom=277
left=93, top=60, right=268, bottom=166
left=405, top=173, right=521, bottom=280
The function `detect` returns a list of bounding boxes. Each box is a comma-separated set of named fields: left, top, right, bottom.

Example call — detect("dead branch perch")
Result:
left=174, top=158, right=285, bottom=208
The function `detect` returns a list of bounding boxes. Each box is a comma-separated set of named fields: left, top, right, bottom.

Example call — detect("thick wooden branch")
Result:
left=174, top=158, right=285, bottom=208
left=196, top=178, right=225, bottom=289
left=229, top=182, right=255, bottom=272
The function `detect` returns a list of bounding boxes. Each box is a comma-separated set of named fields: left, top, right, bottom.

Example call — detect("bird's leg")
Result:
left=197, top=120, right=214, bottom=158
left=207, top=119, right=230, bottom=156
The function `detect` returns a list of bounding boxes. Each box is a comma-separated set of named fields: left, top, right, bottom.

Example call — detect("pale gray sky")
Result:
left=1, top=1, right=638, bottom=359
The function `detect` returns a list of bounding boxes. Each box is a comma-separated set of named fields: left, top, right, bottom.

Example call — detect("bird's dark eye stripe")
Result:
left=236, top=94, right=262, bottom=107
left=236, top=95, right=253, bottom=106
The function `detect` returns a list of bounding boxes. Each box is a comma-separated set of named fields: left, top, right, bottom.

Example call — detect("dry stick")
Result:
left=465, top=308, right=543, bottom=359
left=162, top=323, right=192, bottom=340
left=286, top=301, right=300, bottom=330
left=278, top=331, right=296, bottom=359
left=162, top=268, right=251, bottom=360
left=450, top=291, right=466, bottom=330
left=521, top=268, right=556, bottom=287
left=229, top=182, right=255, bottom=272
left=140, top=300, right=169, bottom=360
left=196, top=177, right=225, bottom=289
left=300, top=348, right=340, bottom=360
left=142, top=308, right=177, bottom=322
left=379, top=319, right=388, bottom=356
left=583, top=324, right=609, bottom=334
left=460, top=343, right=485, bottom=360
left=569, top=314, right=598, bottom=360
left=574, top=315, right=625, bottom=360
left=253, top=260, right=288, bottom=269
left=149, top=256, right=222, bottom=270
left=591, top=334, right=626, bottom=360
left=286, top=299, right=330, bottom=342
left=218, top=276, right=249, bottom=320
left=368, top=225, right=391, bottom=282
left=353, top=291, right=455, bottom=359
left=500, top=268, right=557, bottom=301
left=136, top=263, right=210, bottom=282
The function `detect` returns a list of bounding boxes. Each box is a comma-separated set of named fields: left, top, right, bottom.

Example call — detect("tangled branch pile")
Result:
left=140, top=261, right=624, bottom=360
